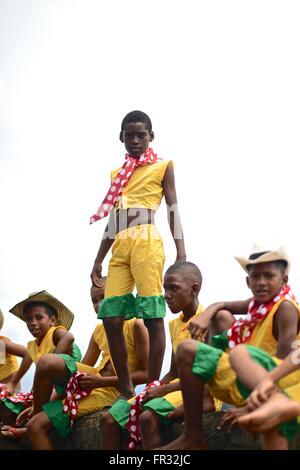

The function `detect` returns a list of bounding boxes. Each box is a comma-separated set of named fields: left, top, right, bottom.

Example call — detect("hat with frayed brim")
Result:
left=235, top=244, right=290, bottom=274
left=9, top=291, right=74, bottom=330
left=0, top=308, right=4, bottom=330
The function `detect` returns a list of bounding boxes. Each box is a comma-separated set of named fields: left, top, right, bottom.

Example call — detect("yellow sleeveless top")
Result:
left=27, top=325, right=66, bottom=363
left=93, top=318, right=138, bottom=374
left=169, top=304, right=203, bottom=353
left=0, top=336, right=19, bottom=381
left=249, top=298, right=300, bottom=356
left=111, top=160, right=173, bottom=210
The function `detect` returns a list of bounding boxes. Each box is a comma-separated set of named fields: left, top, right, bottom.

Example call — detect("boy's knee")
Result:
left=140, top=409, right=155, bottom=430
left=27, top=414, right=45, bottom=437
left=101, top=411, right=116, bottom=430
left=176, top=339, right=198, bottom=365
left=143, top=318, right=164, bottom=331
left=103, top=317, right=124, bottom=332
left=212, top=309, right=234, bottom=332
left=35, top=354, right=58, bottom=374
left=228, top=344, right=247, bottom=366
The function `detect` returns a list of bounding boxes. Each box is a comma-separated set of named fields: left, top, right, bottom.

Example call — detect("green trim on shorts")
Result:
left=54, top=353, right=78, bottom=394
left=71, top=343, right=82, bottom=362
left=192, top=342, right=223, bottom=382
left=98, top=294, right=136, bottom=319
left=211, top=331, right=229, bottom=351
left=108, top=398, right=131, bottom=429
left=236, top=345, right=278, bottom=400
left=43, top=399, right=71, bottom=439
left=279, top=413, right=299, bottom=443
left=1, top=398, right=25, bottom=415
left=142, top=397, right=175, bottom=426
left=136, top=295, right=166, bottom=319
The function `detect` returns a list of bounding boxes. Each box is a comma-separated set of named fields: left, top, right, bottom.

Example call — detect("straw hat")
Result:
left=0, top=308, right=4, bottom=330
left=235, top=244, right=290, bottom=274
left=9, top=291, right=74, bottom=330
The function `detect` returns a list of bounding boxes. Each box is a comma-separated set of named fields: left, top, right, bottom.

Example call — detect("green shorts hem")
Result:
left=108, top=398, right=131, bottom=429
left=54, top=354, right=78, bottom=395
left=71, top=343, right=82, bottom=362
left=236, top=345, right=278, bottom=400
left=211, top=331, right=229, bottom=351
left=192, top=342, right=223, bottom=382
left=142, top=397, right=175, bottom=426
left=136, top=295, right=166, bottom=319
left=98, top=294, right=136, bottom=319
left=1, top=398, right=26, bottom=415
left=43, top=399, right=71, bottom=438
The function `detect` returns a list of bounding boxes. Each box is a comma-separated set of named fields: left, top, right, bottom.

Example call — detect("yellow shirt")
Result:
left=27, top=325, right=66, bottom=363
left=249, top=298, right=300, bottom=356
left=93, top=318, right=139, bottom=374
left=0, top=336, right=19, bottom=381
left=111, top=160, right=173, bottom=210
left=169, top=304, right=203, bottom=353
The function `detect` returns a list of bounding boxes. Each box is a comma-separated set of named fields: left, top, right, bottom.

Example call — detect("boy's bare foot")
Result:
left=238, top=392, right=300, bottom=433
left=220, top=405, right=249, bottom=429
left=0, top=425, right=28, bottom=440
left=154, top=433, right=208, bottom=450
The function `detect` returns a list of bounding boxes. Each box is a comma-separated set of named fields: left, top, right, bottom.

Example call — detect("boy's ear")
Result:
left=283, top=274, right=288, bottom=286
left=50, top=315, right=58, bottom=326
left=246, top=276, right=250, bottom=289
left=150, top=131, right=154, bottom=142
left=191, top=282, right=200, bottom=296
left=119, top=131, right=124, bottom=143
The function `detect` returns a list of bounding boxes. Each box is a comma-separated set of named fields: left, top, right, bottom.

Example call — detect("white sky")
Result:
left=1, top=0, right=300, bottom=391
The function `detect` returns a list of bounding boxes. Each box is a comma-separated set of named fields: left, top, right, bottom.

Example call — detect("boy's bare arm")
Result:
left=161, top=351, right=178, bottom=384
left=6, top=353, right=33, bottom=393
left=162, top=162, right=186, bottom=262
left=91, top=214, right=116, bottom=287
left=275, top=301, right=299, bottom=359
left=53, top=329, right=74, bottom=355
left=189, top=299, right=251, bottom=339
left=81, top=334, right=101, bottom=366
left=3, top=339, right=27, bottom=358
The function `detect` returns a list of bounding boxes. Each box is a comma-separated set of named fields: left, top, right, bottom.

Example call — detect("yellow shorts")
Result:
left=99, top=224, right=166, bottom=320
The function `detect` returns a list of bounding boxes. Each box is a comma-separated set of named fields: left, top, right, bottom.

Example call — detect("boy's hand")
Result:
left=78, top=374, right=100, bottom=391
left=247, top=376, right=276, bottom=410
left=141, top=387, right=166, bottom=403
left=188, top=314, right=210, bottom=340
left=91, top=262, right=103, bottom=287
left=16, top=406, right=33, bottom=426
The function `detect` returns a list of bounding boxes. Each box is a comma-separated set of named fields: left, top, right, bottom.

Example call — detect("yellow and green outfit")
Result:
left=2, top=326, right=82, bottom=416
left=42, top=318, right=140, bottom=438
left=108, top=305, right=222, bottom=429
left=98, top=160, right=173, bottom=321
left=192, top=296, right=300, bottom=440
left=0, top=336, right=19, bottom=381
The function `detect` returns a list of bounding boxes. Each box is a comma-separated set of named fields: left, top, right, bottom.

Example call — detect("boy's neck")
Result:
left=181, top=300, right=199, bottom=322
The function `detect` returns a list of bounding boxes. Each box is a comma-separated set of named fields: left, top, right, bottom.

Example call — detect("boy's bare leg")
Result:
left=156, top=339, right=207, bottom=450
left=143, top=318, right=165, bottom=383
left=140, top=409, right=164, bottom=449
left=238, top=392, right=300, bottom=433
left=27, top=412, right=54, bottom=450
left=32, top=354, right=70, bottom=414
left=261, top=427, right=289, bottom=450
left=101, top=411, right=124, bottom=449
left=103, top=317, right=134, bottom=398
left=207, top=310, right=234, bottom=344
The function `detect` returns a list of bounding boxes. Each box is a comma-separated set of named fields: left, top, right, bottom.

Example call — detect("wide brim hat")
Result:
left=0, top=308, right=3, bottom=330
left=9, top=291, right=74, bottom=330
left=235, top=244, right=290, bottom=274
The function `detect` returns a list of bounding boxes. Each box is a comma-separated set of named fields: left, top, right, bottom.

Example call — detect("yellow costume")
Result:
left=0, top=336, right=19, bottom=381
left=99, top=160, right=172, bottom=320
left=43, top=319, right=140, bottom=438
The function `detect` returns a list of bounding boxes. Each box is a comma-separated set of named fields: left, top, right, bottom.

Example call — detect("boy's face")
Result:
left=163, top=272, right=196, bottom=313
left=120, top=122, right=154, bottom=158
left=246, top=262, right=288, bottom=304
left=24, top=305, right=56, bottom=340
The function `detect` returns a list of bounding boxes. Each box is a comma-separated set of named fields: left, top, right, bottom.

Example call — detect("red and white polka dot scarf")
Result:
left=227, top=285, right=297, bottom=349
left=0, top=383, right=33, bottom=406
left=90, top=148, right=161, bottom=224
left=125, top=380, right=162, bottom=450
left=62, top=372, right=91, bottom=427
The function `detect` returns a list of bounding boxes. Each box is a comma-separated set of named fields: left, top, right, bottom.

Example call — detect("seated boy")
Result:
left=157, top=245, right=300, bottom=450
left=101, top=261, right=233, bottom=450
left=0, top=291, right=80, bottom=427
left=2, top=283, right=149, bottom=449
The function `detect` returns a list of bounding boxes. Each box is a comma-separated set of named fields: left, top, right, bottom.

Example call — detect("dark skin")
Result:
left=0, top=338, right=27, bottom=384
left=157, top=262, right=300, bottom=450
left=90, top=121, right=186, bottom=398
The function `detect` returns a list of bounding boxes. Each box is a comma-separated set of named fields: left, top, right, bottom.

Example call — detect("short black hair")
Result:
left=247, top=259, right=288, bottom=275
left=165, top=261, right=203, bottom=288
left=121, top=110, right=152, bottom=132
left=23, top=301, right=57, bottom=319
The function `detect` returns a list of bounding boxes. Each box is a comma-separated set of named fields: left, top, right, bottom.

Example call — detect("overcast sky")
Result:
left=1, top=0, right=300, bottom=391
